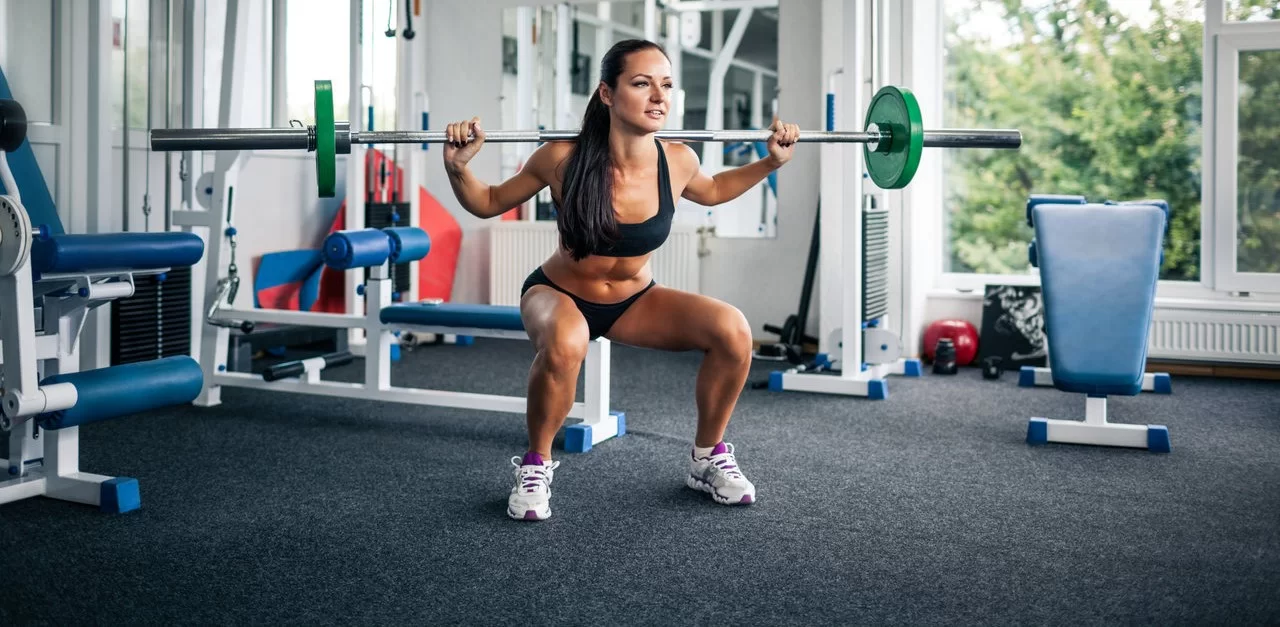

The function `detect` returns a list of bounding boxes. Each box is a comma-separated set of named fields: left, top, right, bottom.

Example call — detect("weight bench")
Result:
left=1020, top=194, right=1173, bottom=395
left=1024, top=201, right=1171, bottom=452
left=203, top=227, right=624, bottom=454
left=1, top=93, right=206, bottom=513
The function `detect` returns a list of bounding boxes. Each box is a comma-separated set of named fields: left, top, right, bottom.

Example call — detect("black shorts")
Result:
left=521, top=266, right=656, bottom=340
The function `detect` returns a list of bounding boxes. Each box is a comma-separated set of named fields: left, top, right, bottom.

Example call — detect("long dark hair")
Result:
left=559, top=39, right=669, bottom=260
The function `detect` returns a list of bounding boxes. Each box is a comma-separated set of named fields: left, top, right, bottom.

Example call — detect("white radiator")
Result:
left=488, top=220, right=701, bottom=306
left=1148, top=308, right=1280, bottom=365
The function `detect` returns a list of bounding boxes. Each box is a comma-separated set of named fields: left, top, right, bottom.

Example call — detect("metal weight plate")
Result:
left=863, top=86, right=924, bottom=189
left=863, top=328, right=902, bottom=365
left=0, top=195, right=32, bottom=277
left=314, top=80, right=336, bottom=198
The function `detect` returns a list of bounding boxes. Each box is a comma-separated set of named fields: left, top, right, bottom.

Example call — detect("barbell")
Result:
left=150, top=80, right=1022, bottom=197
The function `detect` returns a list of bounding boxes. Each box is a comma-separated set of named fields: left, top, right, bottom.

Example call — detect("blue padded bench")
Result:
left=381, top=302, right=525, bottom=332
left=1024, top=202, right=1171, bottom=452
left=1020, top=193, right=1173, bottom=396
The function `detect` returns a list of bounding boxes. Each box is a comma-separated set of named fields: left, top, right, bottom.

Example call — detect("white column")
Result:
left=345, top=0, right=366, bottom=341
left=818, top=0, right=843, bottom=358
left=840, top=0, right=865, bottom=372
left=644, top=0, right=658, bottom=41
left=666, top=13, right=684, bottom=130
left=515, top=6, right=535, bottom=220
left=555, top=3, right=573, bottom=130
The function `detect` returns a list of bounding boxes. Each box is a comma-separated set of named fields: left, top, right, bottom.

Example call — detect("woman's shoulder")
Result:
left=527, top=141, right=576, bottom=181
left=658, top=139, right=700, bottom=174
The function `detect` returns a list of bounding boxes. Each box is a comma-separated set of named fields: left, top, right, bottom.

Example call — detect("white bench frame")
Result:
left=196, top=262, right=624, bottom=453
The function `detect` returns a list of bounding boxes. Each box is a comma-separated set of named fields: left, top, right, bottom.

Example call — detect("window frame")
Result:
left=1208, top=13, right=1280, bottom=293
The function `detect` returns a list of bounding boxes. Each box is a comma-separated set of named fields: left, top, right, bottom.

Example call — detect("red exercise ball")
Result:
left=923, top=319, right=979, bottom=366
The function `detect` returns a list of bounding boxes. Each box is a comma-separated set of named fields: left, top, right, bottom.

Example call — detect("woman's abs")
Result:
left=541, top=249, right=653, bottom=304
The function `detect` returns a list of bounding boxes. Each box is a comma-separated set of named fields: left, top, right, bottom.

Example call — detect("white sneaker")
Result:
left=687, top=442, right=756, bottom=505
left=508, top=451, right=561, bottom=521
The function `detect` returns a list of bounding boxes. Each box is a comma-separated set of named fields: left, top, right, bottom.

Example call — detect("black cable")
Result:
left=403, top=0, right=416, bottom=39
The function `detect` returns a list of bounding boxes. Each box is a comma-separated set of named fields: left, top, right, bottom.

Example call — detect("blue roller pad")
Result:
left=381, top=302, right=524, bottom=331
left=100, top=477, right=141, bottom=514
left=1034, top=203, right=1165, bottom=396
left=564, top=424, right=592, bottom=453
left=36, top=356, right=204, bottom=430
left=0, top=66, right=61, bottom=235
left=1026, top=194, right=1085, bottom=227
left=30, top=232, right=204, bottom=275
left=323, top=229, right=392, bottom=270
left=383, top=227, right=431, bottom=262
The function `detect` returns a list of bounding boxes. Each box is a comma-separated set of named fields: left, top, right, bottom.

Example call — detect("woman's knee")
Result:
left=711, top=306, right=754, bottom=361
left=535, top=321, right=590, bottom=373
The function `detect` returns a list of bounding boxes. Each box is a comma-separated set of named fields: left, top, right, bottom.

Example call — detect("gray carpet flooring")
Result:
left=2, top=338, right=1278, bottom=625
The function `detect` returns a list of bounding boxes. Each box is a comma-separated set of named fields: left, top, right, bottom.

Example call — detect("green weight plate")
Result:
left=315, top=80, right=336, bottom=198
left=863, top=86, right=924, bottom=189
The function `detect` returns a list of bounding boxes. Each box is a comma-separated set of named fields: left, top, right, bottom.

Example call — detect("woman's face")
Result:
left=602, top=48, right=673, bottom=134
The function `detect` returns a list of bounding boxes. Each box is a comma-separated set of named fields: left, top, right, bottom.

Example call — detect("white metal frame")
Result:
left=773, top=0, right=920, bottom=399
left=1019, top=367, right=1172, bottom=395
left=0, top=159, right=150, bottom=511
left=198, top=258, right=623, bottom=451
left=1028, top=396, right=1170, bottom=452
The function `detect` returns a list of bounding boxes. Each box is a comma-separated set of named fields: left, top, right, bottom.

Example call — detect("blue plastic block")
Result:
left=612, top=411, right=626, bottom=436
left=1153, top=373, right=1173, bottom=394
left=1147, top=425, right=1171, bottom=453
left=100, top=477, right=141, bottom=514
left=768, top=371, right=784, bottom=392
left=563, top=424, right=592, bottom=453
left=867, top=379, right=888, bottom=400
left=390, top=343, right=401, bottom=362
left=1019, top=366, right=1037, bottom=387
left=455, top=335, right=475, bottom=346
left=903, top=359, right=923, bottom=377
left=1027, top=418, right=1048, bottom=445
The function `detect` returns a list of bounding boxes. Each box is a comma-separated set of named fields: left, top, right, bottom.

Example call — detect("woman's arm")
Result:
left=443, top=117, right=563, bottom=219
left=677, top=118, right=800, bottom=206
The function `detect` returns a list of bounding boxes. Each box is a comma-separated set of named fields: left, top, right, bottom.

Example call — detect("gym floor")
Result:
left=3, top=338, right=1278, bottom=625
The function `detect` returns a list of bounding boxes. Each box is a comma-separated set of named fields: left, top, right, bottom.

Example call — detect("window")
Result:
left=941, top=0, right=1204, bottom=282
left=1234, top=48, right=1280, bottom=274
left=1, top=0, right=57, bottom=125
left=284, top=0, right=351, bottom=125
left=1225, top=0, right=1280, bottom=22
left=282, top=0, right=398, bottom=131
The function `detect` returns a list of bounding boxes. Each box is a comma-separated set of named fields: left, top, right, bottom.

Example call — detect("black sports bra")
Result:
left=592, top=139, right=676, bottom=258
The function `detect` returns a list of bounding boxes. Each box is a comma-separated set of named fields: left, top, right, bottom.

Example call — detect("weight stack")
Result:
left=365, top=202, right=411, bottom=298
left=110, top=266, right=193, bottom=365
left=862, top=209, right=890, bottom=322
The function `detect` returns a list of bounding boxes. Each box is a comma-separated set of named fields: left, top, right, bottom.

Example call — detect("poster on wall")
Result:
left=977, top=284, right=1048, bottom=368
